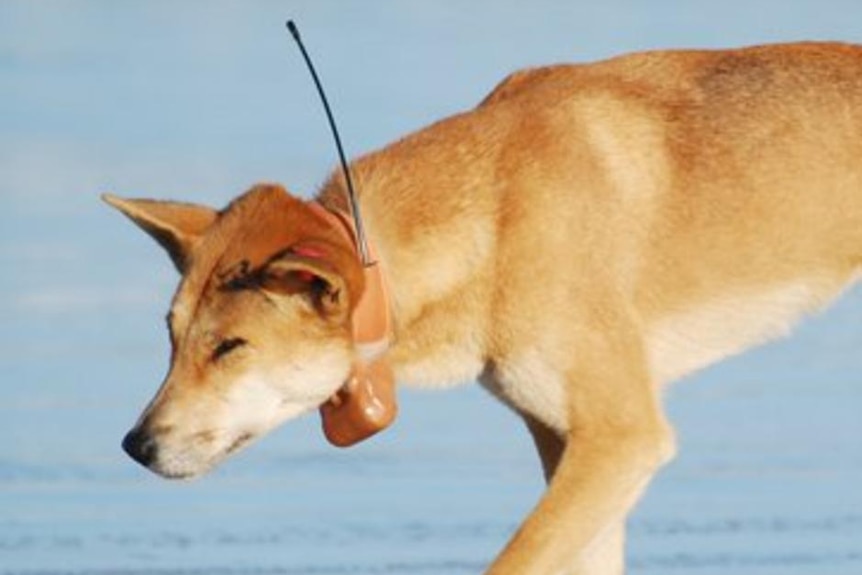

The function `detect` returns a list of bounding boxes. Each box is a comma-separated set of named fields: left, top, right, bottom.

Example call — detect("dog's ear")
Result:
left=102, top=194, right=217, bottom=273
left=258, top=248, right=355, bottom=323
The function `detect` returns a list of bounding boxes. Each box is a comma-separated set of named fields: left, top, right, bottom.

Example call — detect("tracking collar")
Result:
left=305, top=200, right=397, bottom=447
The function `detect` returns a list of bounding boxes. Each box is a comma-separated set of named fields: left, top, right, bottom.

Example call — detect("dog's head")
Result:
left=105, top=184, right=364, bottom=479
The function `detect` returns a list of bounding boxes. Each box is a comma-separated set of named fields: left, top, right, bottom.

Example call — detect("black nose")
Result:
left=122, top=427, right=158, bottom=468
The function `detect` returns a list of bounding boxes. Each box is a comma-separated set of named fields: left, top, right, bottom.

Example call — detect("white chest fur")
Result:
left=486, top=349, right=569, bottom=433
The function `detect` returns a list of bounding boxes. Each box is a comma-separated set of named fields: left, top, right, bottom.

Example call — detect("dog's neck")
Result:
left=314, top=136, right=500, bottom=392
left=305, top=199, right=397, bottom=447
left=305, top=200, right=393, bottom=353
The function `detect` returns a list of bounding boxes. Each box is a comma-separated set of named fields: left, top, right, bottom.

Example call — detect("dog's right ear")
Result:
left=102, top=194, right=218, bottom=273
left=257, top=248, right=356, bottom=325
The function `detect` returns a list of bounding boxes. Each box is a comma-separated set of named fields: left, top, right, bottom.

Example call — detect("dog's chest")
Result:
left=483, top=350, right=569, bottom=432
left=391, top=331, right=486, bottom=389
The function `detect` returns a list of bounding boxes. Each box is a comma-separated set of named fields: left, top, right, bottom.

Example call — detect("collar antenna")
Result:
left=286, top=20, right=373, bottom=266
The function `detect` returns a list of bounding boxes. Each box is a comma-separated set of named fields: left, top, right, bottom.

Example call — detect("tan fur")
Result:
left=106, top=42, right=862, bottom=573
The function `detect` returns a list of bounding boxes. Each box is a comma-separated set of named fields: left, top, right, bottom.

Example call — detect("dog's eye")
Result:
left=212, top=337, right=247, bottom=361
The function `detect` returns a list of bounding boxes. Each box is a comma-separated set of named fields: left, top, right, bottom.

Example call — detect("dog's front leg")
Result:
left=488, top=315, right=675, bottom=574
left=521, top=415, right=627, bottom=575
left=489, top=423, right=669, bottom=574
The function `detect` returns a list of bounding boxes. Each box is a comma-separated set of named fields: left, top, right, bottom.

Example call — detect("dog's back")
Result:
left=319, top=42, right=862, bottom=395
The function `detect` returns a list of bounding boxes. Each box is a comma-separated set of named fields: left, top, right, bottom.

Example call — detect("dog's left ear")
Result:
left=259, top=249, right=358, bottom=323
left=102, top=194, right=217, bottom=273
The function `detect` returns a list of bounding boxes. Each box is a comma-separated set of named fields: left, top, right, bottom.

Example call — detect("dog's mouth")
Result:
left=225, top=432, right=255, bottom=455
left=121, top=371, right=345, bottom=480
left=157, top=468, right=200, bottom=481
left=123, top=425, right=260, bottom=480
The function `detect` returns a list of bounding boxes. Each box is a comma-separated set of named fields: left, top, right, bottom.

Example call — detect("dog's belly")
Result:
left=646, top=279, right=844, bottom=385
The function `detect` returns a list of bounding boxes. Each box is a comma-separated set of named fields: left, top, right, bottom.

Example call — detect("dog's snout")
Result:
left=122, top=428, right=158, bottom=468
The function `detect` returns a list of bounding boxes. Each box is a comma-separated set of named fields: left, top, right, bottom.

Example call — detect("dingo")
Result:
left=105, top=41, right=862, bottom=574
